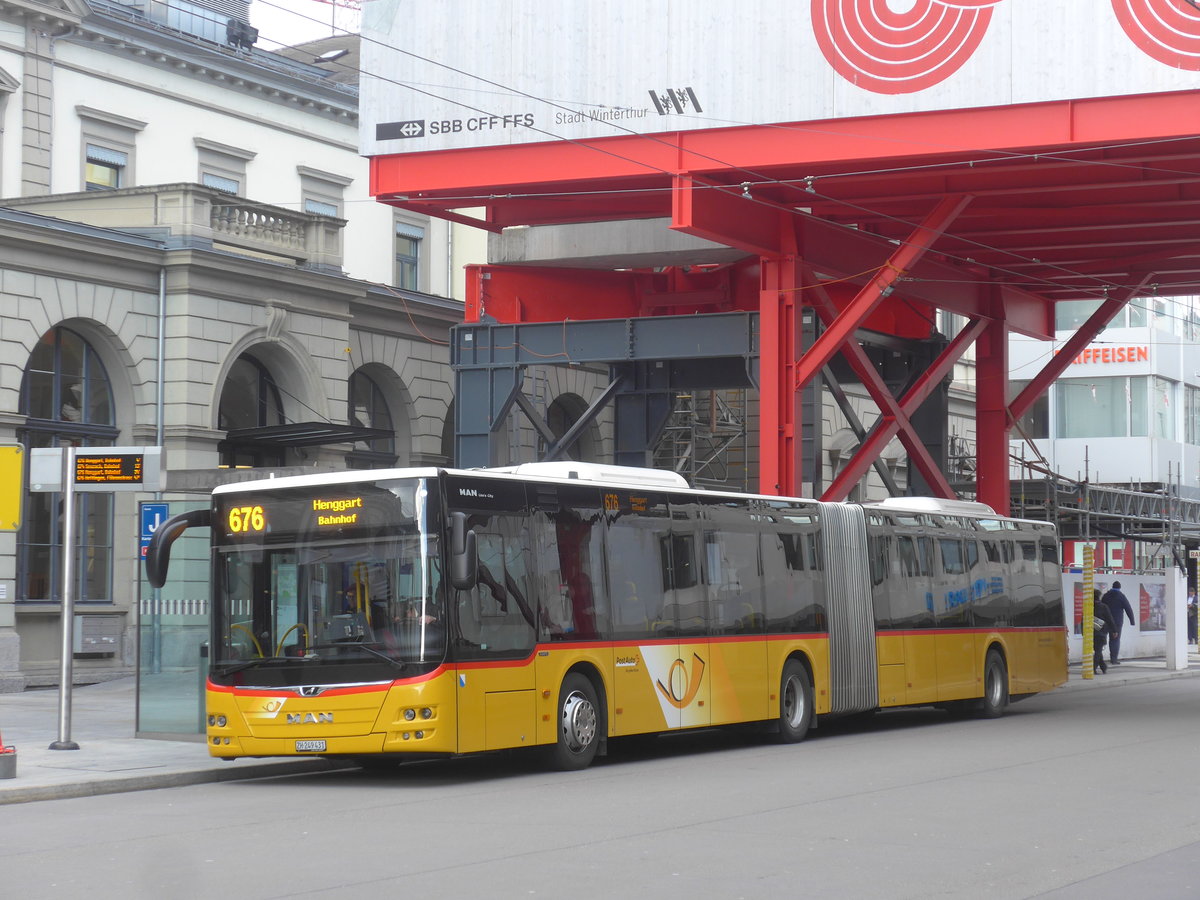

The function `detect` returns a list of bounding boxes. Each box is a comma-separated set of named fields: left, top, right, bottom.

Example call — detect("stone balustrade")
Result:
left=0, top=183, right=346, bottom=270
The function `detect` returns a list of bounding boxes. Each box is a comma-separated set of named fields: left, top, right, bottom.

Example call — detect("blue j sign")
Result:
left=139, top=502, right=169, bottom=560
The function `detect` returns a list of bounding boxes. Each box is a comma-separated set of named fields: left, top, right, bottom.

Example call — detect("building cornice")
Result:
left=0, top=1, right=88, bottom=31
left=47, top=55, right=358, bottom=151
left=3, top=2, right=360, bottom=124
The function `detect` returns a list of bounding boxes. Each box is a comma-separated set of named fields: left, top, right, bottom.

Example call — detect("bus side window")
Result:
left=537, top=496, right=607, bottom=640
left=869, top=534, right=888, bottom=587
left=868, top=532, right=892, bottom=629
left=916, top=536, right=933, bottom=577
left=457, top=518, right=536, bottom=659
left=897, top=536, right=917, bottom=577
left=606, top=507, right=671, bottom=639
left=1040, top=537, right=1065, bottom=627
left=939, top=538, right=965, bottom=575
left=893, top=534, right=933, bottom=628
left=1012, top=539, right=1045, bottom=626
left=762, top=525, right=820, bottom=633
left=706, top=528, right=764, bottom=634
left=964, top=540, right=980, bottom=571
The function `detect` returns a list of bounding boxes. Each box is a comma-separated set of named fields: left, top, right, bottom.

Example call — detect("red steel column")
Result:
left=759, top=252, right=802, bottom=496
left=975, top=314, right=1011, bottom=514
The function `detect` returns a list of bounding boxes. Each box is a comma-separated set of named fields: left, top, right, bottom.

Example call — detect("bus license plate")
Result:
left=295, top=740, right=326, bottom=752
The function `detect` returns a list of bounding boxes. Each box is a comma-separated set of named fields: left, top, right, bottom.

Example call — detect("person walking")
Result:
left=1101, top=580, right=1135, bottom=665
left=1187, top=590, right=1197, bottom=646
left=1093, top=589, right=1115, bottom=674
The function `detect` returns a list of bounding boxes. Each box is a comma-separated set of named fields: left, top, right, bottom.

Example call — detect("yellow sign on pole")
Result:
left=0, top=443, right=24, bottom=531
left=1082, top=545, right=1095, bottom=680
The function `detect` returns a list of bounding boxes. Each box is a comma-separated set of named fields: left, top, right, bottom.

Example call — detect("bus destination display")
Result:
left=74, top=453, right=144, bottom=485
left=218, top=491, right=387, bottom=542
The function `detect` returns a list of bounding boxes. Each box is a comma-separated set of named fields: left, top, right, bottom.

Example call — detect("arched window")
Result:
left=545, top=393, right=601, bottom=462
left=17, top=326, right=117, bottom=603
left=347, top=368, right=396, bottom=468
left=218, top=355, right=285, bottom=468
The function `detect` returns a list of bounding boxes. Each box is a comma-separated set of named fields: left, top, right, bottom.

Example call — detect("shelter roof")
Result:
left=371, top=91, right=1200, bottom=307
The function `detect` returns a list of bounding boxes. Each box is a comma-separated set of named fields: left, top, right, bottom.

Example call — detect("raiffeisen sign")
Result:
left=360, top=0, right=1200, bottom=156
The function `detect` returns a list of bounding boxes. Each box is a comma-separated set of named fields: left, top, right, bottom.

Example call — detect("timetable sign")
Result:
left=75, top=453, right=143, bottom=485
left=29, top=446, right=164, bottom=493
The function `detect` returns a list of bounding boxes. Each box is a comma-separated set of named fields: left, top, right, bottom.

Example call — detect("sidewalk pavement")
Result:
left=0, top=677, right=346, bottom=805
left=3, top=650, right=1200, bottom=805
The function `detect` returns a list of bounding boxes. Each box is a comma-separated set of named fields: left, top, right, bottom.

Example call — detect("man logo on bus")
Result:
left=655, top=653, right=706, bottom=709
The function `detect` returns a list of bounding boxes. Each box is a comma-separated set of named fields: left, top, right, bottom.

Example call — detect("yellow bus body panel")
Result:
left=204, top=628, right=1063, bottom=759
left=204, top=668, right=459, bottom=758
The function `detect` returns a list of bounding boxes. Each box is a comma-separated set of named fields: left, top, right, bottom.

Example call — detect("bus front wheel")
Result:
left=980, top=650, right=1009, bottom=718
left=777, top=660, right=813, bottom=743
left=550, top=673, right=601, bottom=770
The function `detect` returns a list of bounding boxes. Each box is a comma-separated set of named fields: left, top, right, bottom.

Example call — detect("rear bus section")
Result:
left=863, top=499, right=1067, bottom=713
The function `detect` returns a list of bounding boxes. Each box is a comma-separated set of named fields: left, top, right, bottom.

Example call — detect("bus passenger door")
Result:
left=701, top=509, right=767, bottom=725
left=896, top=533, right=939, bottom=705
left=661, top=510, right=710, bottom=732
left=454, top=522, right=538, bottom=754
left=605, top=491, right=694, bottom=735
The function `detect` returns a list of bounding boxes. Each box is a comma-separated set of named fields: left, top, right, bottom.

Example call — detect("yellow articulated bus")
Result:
left=145, top=462, right=1067, bottom=771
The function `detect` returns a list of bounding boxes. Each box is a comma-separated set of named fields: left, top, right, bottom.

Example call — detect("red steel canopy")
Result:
left=370, top=91, right=1200, bottom=512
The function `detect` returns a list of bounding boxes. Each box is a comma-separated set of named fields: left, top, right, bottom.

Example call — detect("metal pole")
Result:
left=152, top=266, right=166, bottom=675
left=50, top=444, right=79, bottom=750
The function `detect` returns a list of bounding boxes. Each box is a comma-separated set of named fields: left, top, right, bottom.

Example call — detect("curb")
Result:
left=0, top=756, right=354, bottom=806
left=1061, top=664, right=1200, bottom=692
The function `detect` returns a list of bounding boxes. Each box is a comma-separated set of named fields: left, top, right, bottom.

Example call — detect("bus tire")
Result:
left=776, top=659, right=813, bottom=743
left=550, top=673, right=602, bottom=770
left=980, top=650, right=1009, bottom=718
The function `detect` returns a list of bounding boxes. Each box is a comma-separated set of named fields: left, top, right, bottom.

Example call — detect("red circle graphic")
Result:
left=812, top=0, right=1004, bottom=94
left=1111, top=0, right=1200, bottom=70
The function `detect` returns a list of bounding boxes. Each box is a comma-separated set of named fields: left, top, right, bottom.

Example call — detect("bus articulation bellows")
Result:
left=145, top=462, right=1067, bottom=770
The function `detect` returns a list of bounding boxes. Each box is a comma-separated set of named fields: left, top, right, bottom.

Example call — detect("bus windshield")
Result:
left=210, top=477, right=445, bottom=686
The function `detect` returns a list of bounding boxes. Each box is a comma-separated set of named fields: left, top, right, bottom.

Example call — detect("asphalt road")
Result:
left=3, top=679, right=1200, bottom=900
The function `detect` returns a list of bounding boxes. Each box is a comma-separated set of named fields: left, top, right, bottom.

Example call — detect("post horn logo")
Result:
left=655, top=653, right=706, bottom=709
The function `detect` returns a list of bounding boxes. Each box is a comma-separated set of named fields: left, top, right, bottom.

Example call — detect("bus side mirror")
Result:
left=450, top=511, right=477, bottom=590
left=144, top=509, right=211, bottom=589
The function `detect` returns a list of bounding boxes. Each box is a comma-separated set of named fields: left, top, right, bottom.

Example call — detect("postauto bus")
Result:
left=145, top=462, right=1067, bottom=770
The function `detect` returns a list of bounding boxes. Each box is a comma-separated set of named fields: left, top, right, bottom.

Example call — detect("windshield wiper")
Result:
left=306, top=642, right=408, bottom=671
left=213, top=656, right=293, bottom=676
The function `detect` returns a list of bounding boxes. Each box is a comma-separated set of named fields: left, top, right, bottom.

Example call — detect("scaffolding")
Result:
left=652, top=390, right=750, bottom=491
left=948, top=436, right=1199, bottom=571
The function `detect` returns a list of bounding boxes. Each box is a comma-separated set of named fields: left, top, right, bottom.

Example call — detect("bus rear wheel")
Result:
left=776, top=659, right=813, bottom=743
left=980, top=650, right=1009, bottom=718
left=550, top=673, right=601, bottom=770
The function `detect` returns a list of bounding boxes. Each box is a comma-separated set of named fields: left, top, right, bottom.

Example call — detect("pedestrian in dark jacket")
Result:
left=1101, top=581, right=1135, bottom=664
left=1092, top=589, right=1114, bottom=674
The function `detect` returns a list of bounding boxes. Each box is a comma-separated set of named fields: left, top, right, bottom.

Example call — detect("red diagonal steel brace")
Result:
left=791, top=194, right=973, bottom=395
left=816, top=293, right=987, bottom=500
left=1010, top=274, right=1154, bottom=422
left=823, top=312, right=988, bottom=500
